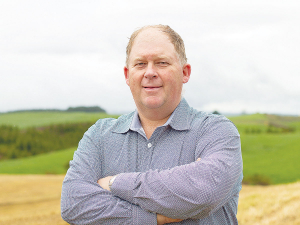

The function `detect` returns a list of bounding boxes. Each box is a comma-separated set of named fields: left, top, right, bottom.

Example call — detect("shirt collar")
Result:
left=130, top=108, right=176, bottom=132
left=113, top=98, right=191, bottom=134
left=168, top=98, right=191, bottom=131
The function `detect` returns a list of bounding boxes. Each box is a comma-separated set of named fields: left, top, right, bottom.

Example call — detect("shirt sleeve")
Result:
left=110, top=117, right=243, bottom=220
left=60, top=121, right=157, bottom=225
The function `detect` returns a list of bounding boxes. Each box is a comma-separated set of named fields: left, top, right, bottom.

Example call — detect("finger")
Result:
left=196, top=158, right=201, bottom=161
left=168, top=218, right=183, bottom=223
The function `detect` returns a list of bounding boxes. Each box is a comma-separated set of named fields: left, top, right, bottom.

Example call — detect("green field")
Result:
left=229, top=113, right=300, bottom=184
left=229, top=113, right=300, bottom=132
left=0, top=112, right=118, bottom=129
left=240, top=133, right=300, bottom=184
left=0, top=147, right=76, bottom=174
left=0, top=112, right=299, bottom=184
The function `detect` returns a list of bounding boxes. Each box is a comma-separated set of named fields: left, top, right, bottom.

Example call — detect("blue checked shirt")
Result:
left=61, top=98, right=243, bottom=224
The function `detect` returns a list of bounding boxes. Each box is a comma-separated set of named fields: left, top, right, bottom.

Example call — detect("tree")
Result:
left=212, top=110, right=221, bottom=115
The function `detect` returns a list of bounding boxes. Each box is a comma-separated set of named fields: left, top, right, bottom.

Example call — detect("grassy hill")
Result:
left=0, top=111, right=118, bottom=129
left=0, top=112, right=299, bottom=224
left=0, top=111, right=299, bottom=184
left=239, top=132, right=300, bottom=184
left=229, top=113, right=300, bottom=133
left=0, top=148, right=76, bottom=174
left=0, top=112, right=119, bottom=160
left=229, top=113, right=300, bottom=184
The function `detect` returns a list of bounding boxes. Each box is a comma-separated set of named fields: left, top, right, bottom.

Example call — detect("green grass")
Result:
left=0, top=148, right=76, bottom=174
left=228, top=113, right=268, bottom=124
left=0, top=112, right=118, bottom=129
left=229, top=114, right=300, bottom=184
left=1, top=132, right=299, bottom=183
left=229, top=113, right=300, bottom=133
left=0, top=112, right=299, bottom=184
left=241, top=132, right=300, bottom=184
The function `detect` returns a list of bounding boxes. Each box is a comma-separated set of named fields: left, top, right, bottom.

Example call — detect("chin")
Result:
left=142, top=98, right=165, bottom=109
left=144, top=102, right=164, bottom=109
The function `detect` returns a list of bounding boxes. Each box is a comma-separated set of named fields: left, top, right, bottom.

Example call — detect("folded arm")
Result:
left=61, top=123, right=157, bottom=225
left=109, top=122, right=243, bottom=220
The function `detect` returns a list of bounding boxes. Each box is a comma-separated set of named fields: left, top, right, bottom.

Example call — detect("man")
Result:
left=61, top=25, right=243, bottom=224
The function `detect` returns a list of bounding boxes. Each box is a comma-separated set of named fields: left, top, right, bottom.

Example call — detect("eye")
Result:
left=157, top=61, right=169, bottom=66
left=135, top=62, right=146, bottom=67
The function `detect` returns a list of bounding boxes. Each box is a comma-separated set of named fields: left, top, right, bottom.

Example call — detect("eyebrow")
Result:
left=132, top=55, right=171, bottom=62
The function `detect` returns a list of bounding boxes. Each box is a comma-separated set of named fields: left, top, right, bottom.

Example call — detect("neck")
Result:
left=137, top=100, right=180, bottom=139
left=138, top=111, right=172, bottom=139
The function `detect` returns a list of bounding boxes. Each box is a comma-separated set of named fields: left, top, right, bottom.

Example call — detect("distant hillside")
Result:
left=66, top=106, right=106, bottom=113
left=0, top=111, right=119, bottom=161
left=1, top=113, right=300, bottom=185
left=0, top=122, right=97, bottom=160
left=0, top=111, right=117, bottom=129
left=6, top=106, right=106, bottom=113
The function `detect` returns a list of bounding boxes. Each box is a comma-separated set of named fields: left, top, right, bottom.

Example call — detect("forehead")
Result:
left=129, top=28, right=177, bottom=60
left=134, top=28, right=170, bottom=44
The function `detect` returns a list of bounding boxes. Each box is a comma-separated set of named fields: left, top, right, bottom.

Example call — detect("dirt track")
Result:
left=0, top=175, right=299, bottom=225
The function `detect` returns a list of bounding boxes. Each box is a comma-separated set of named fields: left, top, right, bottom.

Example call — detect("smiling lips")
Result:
left=143, top=86, right=162, bottom=90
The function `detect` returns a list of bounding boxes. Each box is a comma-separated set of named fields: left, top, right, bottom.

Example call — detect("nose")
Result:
left=144, top=64, right=158, bottom=79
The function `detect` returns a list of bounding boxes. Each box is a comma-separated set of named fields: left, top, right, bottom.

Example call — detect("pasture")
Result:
left=0, top=148, right=76, bottom=174
left=1, top=111, right=299, bottom=184
left=230, top=113, right=300, bottom=184
left=0, top=111, right=118, bottom=129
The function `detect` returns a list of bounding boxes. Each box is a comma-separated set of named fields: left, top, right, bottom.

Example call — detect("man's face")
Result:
left=124, top=28, right=191, bottom=113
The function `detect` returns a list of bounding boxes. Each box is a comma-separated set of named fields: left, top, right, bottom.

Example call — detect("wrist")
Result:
left=108, top=175, right=117, bottom=190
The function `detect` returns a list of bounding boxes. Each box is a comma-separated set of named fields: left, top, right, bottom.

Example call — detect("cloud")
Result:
left=0, top=0, right=299, bottom=115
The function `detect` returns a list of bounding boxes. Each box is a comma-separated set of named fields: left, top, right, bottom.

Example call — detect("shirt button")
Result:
left=148, top=143, right=152, bottom=148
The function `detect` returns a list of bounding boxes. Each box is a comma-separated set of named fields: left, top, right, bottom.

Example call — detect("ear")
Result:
left=182, top=64, right=191, bottom=83
left=124, top=66, right=130, bottom=86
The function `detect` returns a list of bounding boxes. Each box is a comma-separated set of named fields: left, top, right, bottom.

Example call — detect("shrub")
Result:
left=0, top=122, right=94, bottom=160
left=242, top=174, right=272, bottom=185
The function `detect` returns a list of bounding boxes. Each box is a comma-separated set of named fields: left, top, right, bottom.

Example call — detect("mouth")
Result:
left=143, top=86, right=162, bottom=90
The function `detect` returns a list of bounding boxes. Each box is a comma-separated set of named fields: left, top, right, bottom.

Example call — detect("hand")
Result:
left=157, top=214, right=183, bottom=225
left=97, top=176, right=113, bottom=191
left=196, top=158, right=201, bottom=162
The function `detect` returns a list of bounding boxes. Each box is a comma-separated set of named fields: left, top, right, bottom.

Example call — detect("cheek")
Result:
left=128, top=76, right=141, bottom=92
left=166, top=74, right=183, bottom=88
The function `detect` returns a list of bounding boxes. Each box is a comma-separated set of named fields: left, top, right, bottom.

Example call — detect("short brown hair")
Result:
left=126, top=25, right=187, bottom=66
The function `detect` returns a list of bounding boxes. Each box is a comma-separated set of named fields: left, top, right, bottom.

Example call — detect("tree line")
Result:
left=5, top=106, right=106, bottom=113
left=244, top=124, right=296, bottom=134
left=0, top=122, right=94, bottom=160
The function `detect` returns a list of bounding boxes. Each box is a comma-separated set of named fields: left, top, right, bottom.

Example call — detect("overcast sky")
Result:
left=1, top=0, right=299, bottom=115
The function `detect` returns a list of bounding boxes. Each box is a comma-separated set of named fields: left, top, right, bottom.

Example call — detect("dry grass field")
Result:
left=0, top=175, right=299, bottom=225
left=0, top=175, right=67, bottom=225
left=237, top=181, right=300, bottom=225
